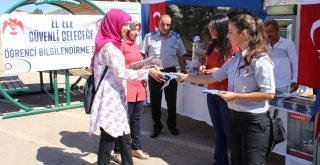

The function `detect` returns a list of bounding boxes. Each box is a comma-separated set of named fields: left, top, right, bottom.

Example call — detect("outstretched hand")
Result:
left=171, top=72, right=188, bottom=82
left=148, top=67, right=166, bottom=83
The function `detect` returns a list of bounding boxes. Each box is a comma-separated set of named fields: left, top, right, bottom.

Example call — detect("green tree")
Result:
left=32, top=8, right=43, bottom=14
left=166, top=5, right=253, bottom=52
left=167, top=5, right=222, bottom=52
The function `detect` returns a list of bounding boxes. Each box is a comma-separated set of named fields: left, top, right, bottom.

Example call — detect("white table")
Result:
left=147, top=82, right=212, bottom=126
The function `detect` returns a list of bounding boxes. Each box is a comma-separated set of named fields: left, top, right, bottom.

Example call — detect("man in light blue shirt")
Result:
left=265, top=20, right=298, bottom=94
left=140, top=14, right=187, bottom=138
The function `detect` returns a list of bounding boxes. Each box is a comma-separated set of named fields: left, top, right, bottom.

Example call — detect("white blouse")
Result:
left=90, top=42, right=148, bottom=137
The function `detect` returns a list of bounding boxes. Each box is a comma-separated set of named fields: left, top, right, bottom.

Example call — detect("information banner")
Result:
left=286, top=112, right=314, bottom=162
left=0, top=14, right=102, bottom=74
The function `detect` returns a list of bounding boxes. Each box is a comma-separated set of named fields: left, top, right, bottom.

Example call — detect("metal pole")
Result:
left=65, top=69, right=71, bottom=105
left=2, top=103, right=83, bottom=119
left=53, top=70, right=59, bottom=107
left=0, top=85, right=32, bottom=111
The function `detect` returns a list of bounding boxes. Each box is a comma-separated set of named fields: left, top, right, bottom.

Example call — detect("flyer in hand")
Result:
left=129, top=56, right=164, bottom=70
left=160, top=72, right=180, bottom=90
left=129, top=56, right=154, bottom=70
left=162, top=72, right=180, bottom=79
left=202, top=89, right=226, bottom=95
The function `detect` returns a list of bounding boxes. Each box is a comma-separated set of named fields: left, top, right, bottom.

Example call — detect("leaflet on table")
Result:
left=129, top=56, right=163, bottom=70
left=160, top=72, right=180, bottom=90
left=202, top=89, right=226, bottom=95
left=269, top=96, right=315, bottom=116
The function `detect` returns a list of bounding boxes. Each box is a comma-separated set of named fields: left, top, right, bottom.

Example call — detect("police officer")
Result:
left=140, top=14, right=187, bottom=138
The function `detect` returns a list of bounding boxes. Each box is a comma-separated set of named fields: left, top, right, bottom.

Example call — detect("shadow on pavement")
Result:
left=37, top=147, right=92, bottom=165
left=59, top=131, right=99, bottom=154
left=0, top=84, right=84, bottom=114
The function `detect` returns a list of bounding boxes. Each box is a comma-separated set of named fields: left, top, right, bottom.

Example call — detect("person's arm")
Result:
left=287, top=41, right=299, bottom=91
left=139, top=34, right=149, bottom=59
left=219, top=91, right=274, bottom=102
left=103, top=43, right=165, bottom=82
left=174, top=54, right=232, bottom=84
left=174, top=72, right=218, bottom=84
left=178, top=55, right=186, bottom=73
left=176, top=35, right=187, bottom=73
left=198, top=66, right=218, bottom=74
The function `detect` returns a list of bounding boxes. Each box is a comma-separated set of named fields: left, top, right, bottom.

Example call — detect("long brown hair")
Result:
left=229, top=14, right=269, bottom=67
left=207, top=15, right=232, bottom=62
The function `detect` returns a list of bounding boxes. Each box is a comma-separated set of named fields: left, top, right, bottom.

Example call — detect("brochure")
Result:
left=129, top=56, right=154, bottom=70
left=202, top=89, right=226, bottom=95
left=162, top=72, right=180, bottom=79
left=129, top=56, right=164, bottom=71
left=160, top=72, right=180, bottom=90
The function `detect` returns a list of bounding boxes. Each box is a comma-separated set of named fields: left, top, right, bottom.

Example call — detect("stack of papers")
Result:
left=129, top=56, right=164, bottom=70
left=129, top=56, right=154, bottom=70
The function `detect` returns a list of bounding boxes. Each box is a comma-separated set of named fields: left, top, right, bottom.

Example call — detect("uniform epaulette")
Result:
left=170, top=31, right=180, bottom=38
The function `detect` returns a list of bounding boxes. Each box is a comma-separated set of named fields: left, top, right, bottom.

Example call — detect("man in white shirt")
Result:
left=264, top=20, right=299, bottom=94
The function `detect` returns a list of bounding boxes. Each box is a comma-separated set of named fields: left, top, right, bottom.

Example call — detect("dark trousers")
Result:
left=149, top=67, right=177, bottom=129
left=207, top=94, right=230, bottom=165
left=230, top=110, right=270, bottom=165
left=98, top=128, right=133, bottom=165
left=114, top=101, right=145, bottom=153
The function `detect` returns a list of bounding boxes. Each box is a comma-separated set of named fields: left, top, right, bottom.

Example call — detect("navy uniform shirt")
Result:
left=140, top=30, right=187, bottom=68
left=213, top=48, right=276, bottom=113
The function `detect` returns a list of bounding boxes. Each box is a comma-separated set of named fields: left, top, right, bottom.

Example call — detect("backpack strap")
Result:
left=95, top=66, right=108, bottom=92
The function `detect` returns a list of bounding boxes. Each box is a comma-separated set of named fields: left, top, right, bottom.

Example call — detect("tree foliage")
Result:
left=166, top=5, right=253, bottom=52
left=166, top=5, right=228, bottom=52
left=32, top=8, right=43, bottom=14
left=167, top=5, right=219, bottom=44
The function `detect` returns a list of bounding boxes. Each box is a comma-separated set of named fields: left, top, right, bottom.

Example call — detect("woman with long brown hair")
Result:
left=198, top=14, right=238, bottom=165
left=174, top=14, right=275, bottom=164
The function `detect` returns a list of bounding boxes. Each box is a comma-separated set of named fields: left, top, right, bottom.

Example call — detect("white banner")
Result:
left=0, top=14, right=103, bottom=74
left=92, top=1, right=141, bottom=21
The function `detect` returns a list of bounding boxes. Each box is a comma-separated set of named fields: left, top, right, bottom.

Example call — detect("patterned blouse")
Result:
left=90, top=42, right=149, bottom=137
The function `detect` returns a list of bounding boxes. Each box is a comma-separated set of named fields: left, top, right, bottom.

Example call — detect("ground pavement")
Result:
left=0, top=54, right=284, bottom=164
left=0, top=94, right=284, bottom=164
